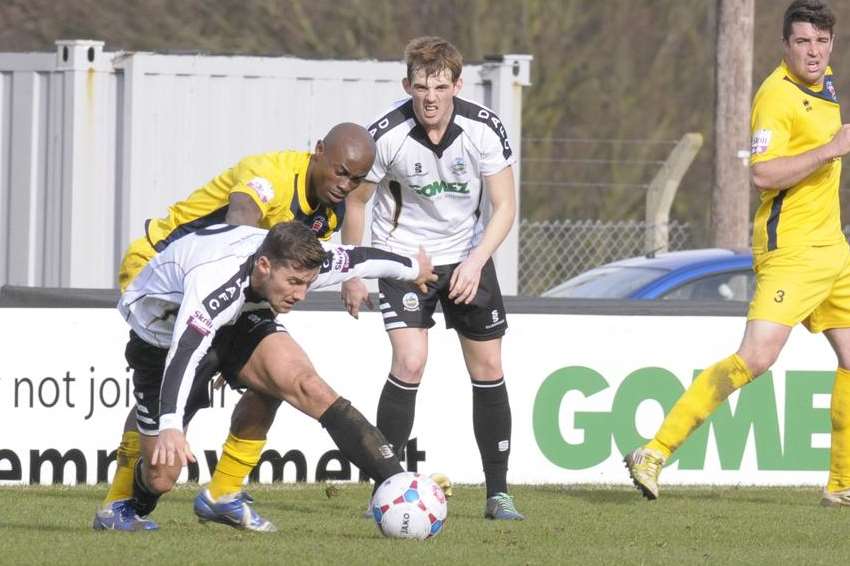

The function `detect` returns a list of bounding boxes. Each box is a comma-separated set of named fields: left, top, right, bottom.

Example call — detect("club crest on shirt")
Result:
left=450, top=157, right=466, bottom=177
left=402, top=292, right=420, bottom=312
left=246, top=177, right=274, bottom=203
left=751, top=129, right=772, bottom=155
left=311, top=215, right=327, bottom=234
left=825, top=75, right=838, bottom=102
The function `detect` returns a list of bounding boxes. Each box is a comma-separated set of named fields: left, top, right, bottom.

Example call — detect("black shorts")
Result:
left=378, top=257, right=507, bottom=341
left=126, top=309, right=285, bottom=435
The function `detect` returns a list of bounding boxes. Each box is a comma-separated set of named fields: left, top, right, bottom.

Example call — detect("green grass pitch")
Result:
left=1, top=484, right=848, bottom=565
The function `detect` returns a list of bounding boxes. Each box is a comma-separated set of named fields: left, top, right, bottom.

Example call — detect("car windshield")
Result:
left=542, top=266, right=669, bottom=298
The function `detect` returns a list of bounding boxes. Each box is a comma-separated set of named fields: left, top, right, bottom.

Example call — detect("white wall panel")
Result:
left=0, top=42, right=531, bottom=289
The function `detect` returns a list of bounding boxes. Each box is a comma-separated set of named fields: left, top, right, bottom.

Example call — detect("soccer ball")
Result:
left=370, top=472, right=448, bottom=540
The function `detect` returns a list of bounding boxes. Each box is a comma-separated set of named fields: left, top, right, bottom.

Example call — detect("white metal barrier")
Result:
left=0, top=40, right=531, bottom=290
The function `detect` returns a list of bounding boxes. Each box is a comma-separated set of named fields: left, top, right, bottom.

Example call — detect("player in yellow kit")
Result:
left=118, top=126, right=368, bottom=291
left=96, top=123, right=377, bottom=531
left=626, top=0, right=850, bottom=506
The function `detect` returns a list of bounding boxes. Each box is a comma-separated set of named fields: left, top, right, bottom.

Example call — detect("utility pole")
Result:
left=712, top=0, right=754, bottom=249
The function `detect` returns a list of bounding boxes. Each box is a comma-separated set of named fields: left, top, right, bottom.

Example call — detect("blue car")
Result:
left=541, top=248, right=755, bottom=301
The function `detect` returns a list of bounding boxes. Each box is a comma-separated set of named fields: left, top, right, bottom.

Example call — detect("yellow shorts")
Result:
left=748, top=242, right=850, bottom=332
left=118, top=236, right=156, bottom=293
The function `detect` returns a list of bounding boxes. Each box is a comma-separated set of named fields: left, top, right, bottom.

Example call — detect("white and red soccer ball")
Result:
left=370, top=472, right=448, bottom=540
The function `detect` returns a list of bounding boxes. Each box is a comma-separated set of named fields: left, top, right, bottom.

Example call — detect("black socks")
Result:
left=376, top=373, right=419, bottom=460
left=472, top=378, right=511, bottom=497
left=319, top=397, right=403, bottom=484
left=131, top=458, right=161, bottom=517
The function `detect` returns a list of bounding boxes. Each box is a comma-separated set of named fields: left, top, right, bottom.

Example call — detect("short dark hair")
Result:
left=256, top=222, right=326, bottom=271
left=404, top=36, right=463, bottom=83
left=783, top=0, right=835, bottom=40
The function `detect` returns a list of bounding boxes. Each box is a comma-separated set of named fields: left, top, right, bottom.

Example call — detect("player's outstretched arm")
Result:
left=313, top=244, right=436, bottom=292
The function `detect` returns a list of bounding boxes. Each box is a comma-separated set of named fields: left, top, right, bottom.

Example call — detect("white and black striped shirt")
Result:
left=118, top=224, right=419, bottom=431
left=366, top=96, right=515, bottom=265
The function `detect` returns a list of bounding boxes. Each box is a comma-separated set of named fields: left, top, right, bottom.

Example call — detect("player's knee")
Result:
left=739, top=350, right=776, bottom=378
left=469, top=358, right=503, bottom=380
left=296, top=371, right=334, bottom=401
left=145, top=466, right=178, bottom=494
left=393, top=352, right=426, bottom=381
left=287, top=369, right=336, bottom=408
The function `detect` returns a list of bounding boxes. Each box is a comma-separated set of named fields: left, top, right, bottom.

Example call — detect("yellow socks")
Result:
left=827, top=367, right=850, bottom=493
left=103, top=430, right=141, bottom=505
left=208, top=433, right=266, bottom=500
left=648, top=354, right=753, bottom=459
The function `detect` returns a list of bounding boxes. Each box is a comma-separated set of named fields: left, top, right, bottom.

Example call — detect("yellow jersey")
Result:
left=119, top=151, right=344, bottom=290
left=750, top=61, right=843, bottom=252
left=145, top=150, right=342, bottom=251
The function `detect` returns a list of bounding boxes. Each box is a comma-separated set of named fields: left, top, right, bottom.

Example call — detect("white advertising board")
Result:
left=0, top=308, right=838, bottom=486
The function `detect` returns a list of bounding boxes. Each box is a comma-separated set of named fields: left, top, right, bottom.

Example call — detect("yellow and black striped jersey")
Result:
left=750, top=61, right=844, bottom=252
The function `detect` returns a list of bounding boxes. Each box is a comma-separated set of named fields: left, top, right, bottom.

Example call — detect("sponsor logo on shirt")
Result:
left=332, top=249, right=350, bottom=272
left=188, top=310, right=213, bottom=336
left=246, top=177, right=274, bottom=203
left=402, top=292, right=420, bottom=312
left=751, top=129, right=772, bottom=155
left=410, top=180, right=469, bottom=198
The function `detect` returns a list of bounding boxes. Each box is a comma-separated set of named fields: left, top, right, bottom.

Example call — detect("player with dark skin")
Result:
left=217, top=122, right=372, bottom=438
left=98, top=123, right=384, bottom=531
left=115, top=121, right=377, bottom=443
left=213, top=123, right=379, bottom=447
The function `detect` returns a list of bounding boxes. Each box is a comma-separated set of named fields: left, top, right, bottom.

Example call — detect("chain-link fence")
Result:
left=518, top=219, right=693, bottom=295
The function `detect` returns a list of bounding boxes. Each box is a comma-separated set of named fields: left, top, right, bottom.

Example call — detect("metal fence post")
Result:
left=55, top=39, right=120, bottom=287
left=480, top=54, right=532, bottom=295
left=645, top=133, right=703, bottom=254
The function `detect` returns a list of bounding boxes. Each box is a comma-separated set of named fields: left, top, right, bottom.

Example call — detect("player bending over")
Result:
left=93, top=221, right=436, bottom=531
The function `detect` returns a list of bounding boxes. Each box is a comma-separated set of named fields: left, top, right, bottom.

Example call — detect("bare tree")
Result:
left=712, top=0, right=754, bottom=248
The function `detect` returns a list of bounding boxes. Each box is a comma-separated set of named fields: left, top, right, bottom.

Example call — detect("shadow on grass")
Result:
left=526, top=485, right=644, bottom=506
left=521, top=485, right=817, bottom=509
left=0, top=522, right=84, bottom=534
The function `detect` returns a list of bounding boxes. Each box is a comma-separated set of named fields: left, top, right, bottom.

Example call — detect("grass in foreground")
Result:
left=1, top=484, right=849, bottom=565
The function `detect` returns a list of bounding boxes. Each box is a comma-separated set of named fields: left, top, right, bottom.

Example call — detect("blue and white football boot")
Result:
left=193, top=490, right=277, bottom=532
left=92, top=499, right=159, bottom=531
